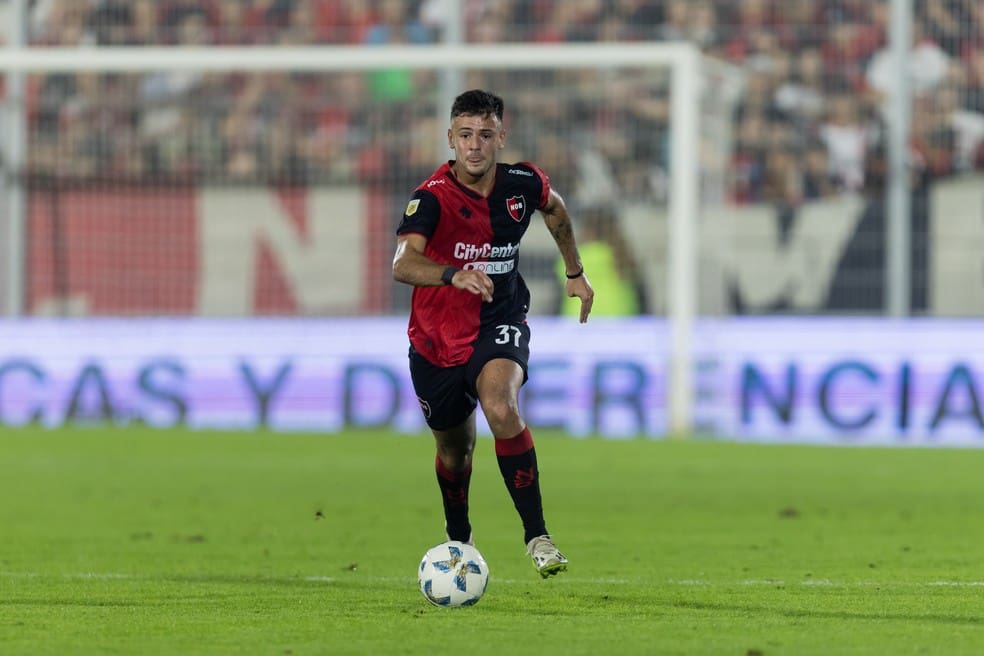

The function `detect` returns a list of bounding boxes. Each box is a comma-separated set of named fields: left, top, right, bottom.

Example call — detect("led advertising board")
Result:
left=0, top=318, right=980, bottom=446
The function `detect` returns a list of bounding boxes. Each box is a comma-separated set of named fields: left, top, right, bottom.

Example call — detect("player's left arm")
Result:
left=540, top=188, right=594, bottom=323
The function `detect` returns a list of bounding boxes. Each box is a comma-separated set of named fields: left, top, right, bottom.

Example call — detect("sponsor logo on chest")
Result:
left=453, top=241, right=520, bottom=276
left=454, top=242, right=519, bottom=260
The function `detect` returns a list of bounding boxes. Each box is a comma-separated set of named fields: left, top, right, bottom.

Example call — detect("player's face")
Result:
left=448, top=113, right=505, bottom=181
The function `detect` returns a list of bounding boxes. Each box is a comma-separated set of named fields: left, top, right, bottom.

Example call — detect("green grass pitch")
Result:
left=1, top=426, right=983, bottom=655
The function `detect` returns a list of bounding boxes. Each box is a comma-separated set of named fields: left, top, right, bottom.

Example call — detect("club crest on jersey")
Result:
left=506, top=195, right=526, bottom=222
left=405, top=199, right=420, bottom=216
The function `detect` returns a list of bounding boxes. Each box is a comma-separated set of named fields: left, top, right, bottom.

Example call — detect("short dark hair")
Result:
left=450, top=89, right=504, bottom=122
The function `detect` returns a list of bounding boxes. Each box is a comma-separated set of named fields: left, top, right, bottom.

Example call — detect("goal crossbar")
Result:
left=0, top=43, right=697, bottom=73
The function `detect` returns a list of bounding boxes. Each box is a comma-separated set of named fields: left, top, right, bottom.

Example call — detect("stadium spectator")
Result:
left=89, top=1, right=133, bottom=46
left=528, top=0, right=606, bottom=43
left=721, top=0, right=772, bottom=61
left=921, top=0, right=964, bottom=57
left=131, top=0, right=162, bottom=45
left=32, top=0, right=92, bottom=46
left=657, top=0, right=691, bottom=43
left=731, top=110, right=769, bottom=203
left=159, top=0, right=219, bottom=44
left=773, top=0, right=823, bottom=52
left=774, top=47, right=828, bottom=128
left=961, top=1, right=984, bottom=51
left=801, top=140, right=838, bottom=200
left=761, top=145, right=804, bottom=207
left=934, top=78, right=984, bottom=172
left=963, top=45, right=984, bottom=114
left=214, top=0, right=251, bottom=44
left=865, top=19, right=951, bottom=112
left=362, top=0, right=434, bottom=104
left=689, top=0, right=722, bottom=51
left=818, top=94, right=875, bottom=191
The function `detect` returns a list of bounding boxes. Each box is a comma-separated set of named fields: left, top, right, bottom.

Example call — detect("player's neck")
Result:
left=450, top=162, right=496, bottom=197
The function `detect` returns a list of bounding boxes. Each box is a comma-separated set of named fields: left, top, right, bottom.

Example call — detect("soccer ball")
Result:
left=418, top=541, right=489, bottom=607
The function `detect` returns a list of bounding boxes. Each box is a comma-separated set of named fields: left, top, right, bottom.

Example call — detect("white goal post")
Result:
left=0, top=42, right=701, bottom=436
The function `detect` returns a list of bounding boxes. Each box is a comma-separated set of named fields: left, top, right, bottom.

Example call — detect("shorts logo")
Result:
left=405, top=199, right=420, bottom=216
left=417, top=396, right=432, bottom=419
left=506, top=196, right=526, bottom=222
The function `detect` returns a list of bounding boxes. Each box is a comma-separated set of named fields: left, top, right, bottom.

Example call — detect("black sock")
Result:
left=436, top=455, right=472, bottom=542
left=495, top=427, right=547, bottom=544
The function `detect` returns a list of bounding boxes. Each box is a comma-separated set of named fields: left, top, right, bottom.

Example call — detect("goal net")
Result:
left=0, top=43, right=741, bottom=433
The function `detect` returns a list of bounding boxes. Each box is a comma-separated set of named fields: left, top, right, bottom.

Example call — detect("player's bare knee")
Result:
left=443, top=451, right=472, bottom=472
left=482, top=399, right=521, bottom=434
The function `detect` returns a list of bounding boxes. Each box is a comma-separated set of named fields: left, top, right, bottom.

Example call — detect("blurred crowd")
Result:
left=15, top=0, right=984, bottom=206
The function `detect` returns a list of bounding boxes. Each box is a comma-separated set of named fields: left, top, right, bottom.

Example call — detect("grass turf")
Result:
left=1, top=426, right=982, bottom=655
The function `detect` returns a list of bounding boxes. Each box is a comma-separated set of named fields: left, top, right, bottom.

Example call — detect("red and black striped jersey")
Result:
left=396, top=161, right=551, bottom=367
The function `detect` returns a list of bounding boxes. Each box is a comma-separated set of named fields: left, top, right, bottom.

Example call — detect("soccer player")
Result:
left=392, top=89, right=594, bottom=577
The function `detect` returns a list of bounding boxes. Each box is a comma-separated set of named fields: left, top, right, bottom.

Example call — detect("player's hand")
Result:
left=566, top=274, right=594, bottom=323
left=453, top=269, right=494, bottom=303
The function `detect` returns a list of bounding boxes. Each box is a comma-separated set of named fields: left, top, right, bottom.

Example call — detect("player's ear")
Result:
left=447, top=128, right=453, bottom=149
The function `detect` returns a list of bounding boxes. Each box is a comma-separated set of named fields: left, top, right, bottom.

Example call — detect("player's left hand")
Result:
left=566, top=275, right=594, bottom=323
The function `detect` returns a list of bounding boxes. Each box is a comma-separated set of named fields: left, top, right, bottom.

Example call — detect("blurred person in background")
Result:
left=363, top=0, right=433, bottom=104
left=392, top=89, right=593, bottom=578
left=774, top=47, right=828, bottom=129
left=761, top=145, right=805, bottom=208
left=930, top=79, right=984, bottom=173
left=731, top=110, right=769, bottom=203
left=801, top=139, right=838, bottom=200
left=159, top=0, right=219, bottom=44
left=964, top=46, right=984, bottom=115
left=658, top=0, right=691, bottom=42
left=865, top=19, right=951, bottom=114
left=818, top=93, right=875, bottom=191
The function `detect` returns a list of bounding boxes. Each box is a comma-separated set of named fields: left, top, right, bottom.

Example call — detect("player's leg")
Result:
left=431, top=415, right=477, bottom=544
left=476, top=358, right=547, bottom=540
left=408, top=346, right=478, bottom=544
left=475, top=355, right=568, bottom=577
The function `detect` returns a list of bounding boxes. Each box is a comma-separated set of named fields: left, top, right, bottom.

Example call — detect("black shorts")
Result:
left=409, top=321, right=531, bottom=431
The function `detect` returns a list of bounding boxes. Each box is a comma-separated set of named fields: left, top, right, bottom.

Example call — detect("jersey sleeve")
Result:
left=395, top=190, right=441, bottom=239
left=516, top=161, right=551, bottom=209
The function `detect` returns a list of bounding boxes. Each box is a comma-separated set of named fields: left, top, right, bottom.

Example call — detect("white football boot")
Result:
left=526, top=535, right=568, bottom=578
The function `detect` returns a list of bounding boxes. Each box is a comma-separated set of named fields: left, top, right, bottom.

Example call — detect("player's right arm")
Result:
left=393, top=234, right=493, bottom=302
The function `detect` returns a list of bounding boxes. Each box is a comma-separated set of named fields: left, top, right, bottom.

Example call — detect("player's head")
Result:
left=448, top=90, right=506, bottom=182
